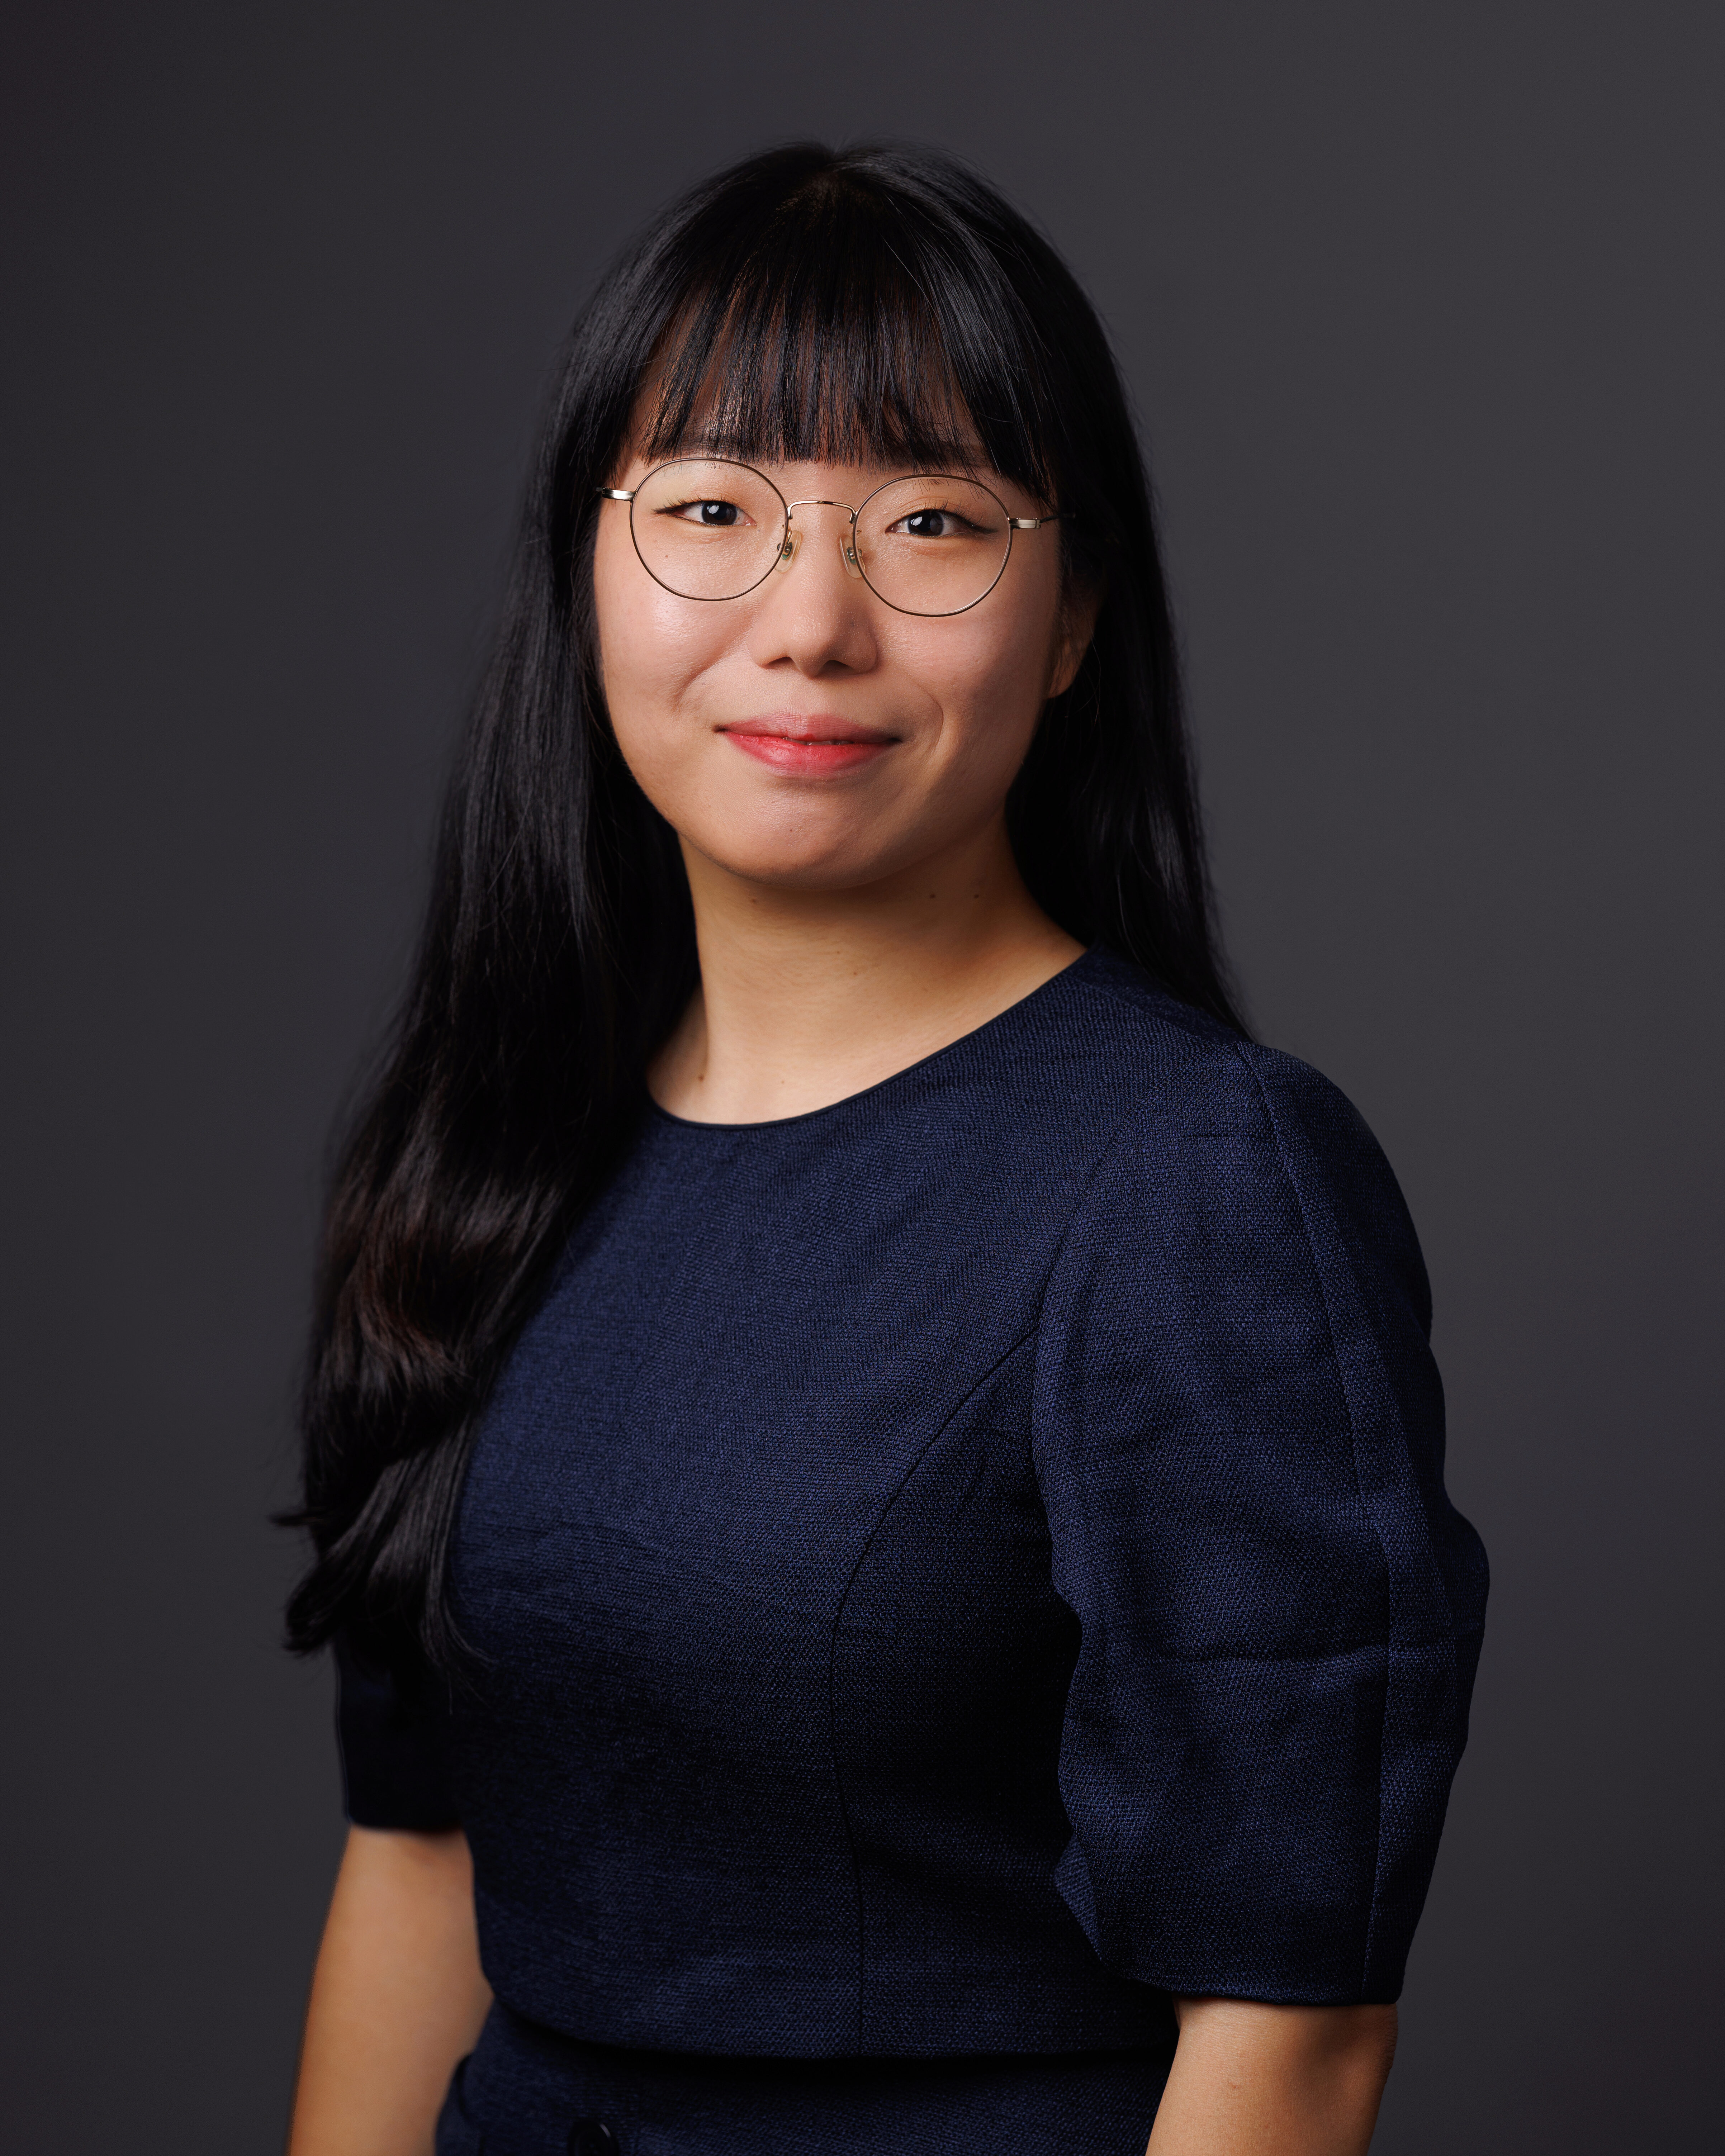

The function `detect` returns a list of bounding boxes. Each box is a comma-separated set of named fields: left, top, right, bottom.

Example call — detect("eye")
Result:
left=662, top=497, right=751, bottom=528
left=886, top=505, right=986, bottom=540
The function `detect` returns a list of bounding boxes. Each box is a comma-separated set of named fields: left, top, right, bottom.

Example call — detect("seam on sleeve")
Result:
left=1022, top=1031, right=1265, bottom=1722
left=1023, top=1060, right=1195, bottom=1401
left=1019, top=1040, right=1250, bottom=1950
left=1232, top=1042, right=1393, bottom=1998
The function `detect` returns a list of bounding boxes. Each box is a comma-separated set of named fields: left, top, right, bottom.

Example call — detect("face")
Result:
left=592, top=436, right=1094, bottom=894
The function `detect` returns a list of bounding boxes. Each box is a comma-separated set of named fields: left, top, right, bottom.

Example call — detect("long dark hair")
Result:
left=284, top=140, right=1243, bottom=1676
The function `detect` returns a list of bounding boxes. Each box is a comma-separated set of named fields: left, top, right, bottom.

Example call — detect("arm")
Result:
left=1035, top=1055, right=1486, bottom=2017
left=288, top=1825, right=493, bottom=2156
left=1145, top=1998, right=1398, bottom=2156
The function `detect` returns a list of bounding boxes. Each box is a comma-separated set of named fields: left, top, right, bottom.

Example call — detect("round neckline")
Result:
left=644, top=945, right=1102, bottom=1135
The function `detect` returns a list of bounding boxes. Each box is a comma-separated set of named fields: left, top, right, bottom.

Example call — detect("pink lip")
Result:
left=719, top=714, right=898, bottom=776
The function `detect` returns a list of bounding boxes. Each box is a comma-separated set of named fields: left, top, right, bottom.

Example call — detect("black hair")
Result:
left=283, top=140, right=1244, bottom=1676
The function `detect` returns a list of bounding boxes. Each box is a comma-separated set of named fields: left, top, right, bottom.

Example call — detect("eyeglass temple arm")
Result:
left=598, top=488, right=635, bottom=502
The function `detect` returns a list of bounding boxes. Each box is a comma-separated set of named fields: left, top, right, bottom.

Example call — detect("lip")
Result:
left=718, top=714, right=898, bottom=776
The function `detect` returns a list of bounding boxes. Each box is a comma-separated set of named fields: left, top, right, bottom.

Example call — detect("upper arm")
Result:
left=1032, top=1045, right=1487, bottom=2004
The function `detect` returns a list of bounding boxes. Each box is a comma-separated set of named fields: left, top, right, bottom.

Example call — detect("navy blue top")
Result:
left=336, top=949, right=1487, bottom=2055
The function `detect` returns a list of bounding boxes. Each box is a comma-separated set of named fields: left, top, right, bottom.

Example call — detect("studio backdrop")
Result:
left=3, top=4, right=1720, bottom=2151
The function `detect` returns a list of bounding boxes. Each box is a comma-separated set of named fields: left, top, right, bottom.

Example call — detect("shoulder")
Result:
left=1052, top=948, right=1374, bottom=1153
left=1047, top=951, right=1429, bottom=1323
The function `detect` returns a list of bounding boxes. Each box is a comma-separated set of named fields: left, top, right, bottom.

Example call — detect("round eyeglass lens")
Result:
left=854, top=476, right=1014, bottom=616
left=629, top=459, right=787, bottom=600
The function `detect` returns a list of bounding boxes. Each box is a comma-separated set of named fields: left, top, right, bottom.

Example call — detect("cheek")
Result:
left=901, top=594, right=1058, bottom=778
left=594, top=521, right=732, bottom=755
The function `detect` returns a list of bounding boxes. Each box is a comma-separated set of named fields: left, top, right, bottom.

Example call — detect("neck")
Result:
left=650, top=818, right=1084, bottom=1124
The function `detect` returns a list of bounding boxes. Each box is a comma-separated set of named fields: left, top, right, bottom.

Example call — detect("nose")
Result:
left=744, top=503, right=877, bottom=678
left=777, top=500, right=866, bottom=581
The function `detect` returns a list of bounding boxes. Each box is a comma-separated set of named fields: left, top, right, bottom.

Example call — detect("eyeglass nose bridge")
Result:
left=778, top=498, right=865, bottom=579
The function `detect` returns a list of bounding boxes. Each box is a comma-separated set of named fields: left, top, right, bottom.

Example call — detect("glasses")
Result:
left=598, top=457, right=1058, bottom=618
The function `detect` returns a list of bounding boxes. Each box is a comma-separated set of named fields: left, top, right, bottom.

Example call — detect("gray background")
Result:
left=4, top=3, right=1720, bottom=2149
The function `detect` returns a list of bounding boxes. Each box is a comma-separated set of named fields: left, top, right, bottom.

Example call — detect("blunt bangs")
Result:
left=638, top=165, right=1061, bottom=502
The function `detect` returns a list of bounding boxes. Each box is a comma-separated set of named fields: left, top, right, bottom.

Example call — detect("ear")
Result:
left=1047, top=577, right=1104, bottom=699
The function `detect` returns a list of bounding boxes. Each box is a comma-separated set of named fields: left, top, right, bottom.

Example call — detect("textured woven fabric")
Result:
left=338, top=948, right=1487, bottom=2055
left=434, top=2000, right=1175, bottom=2155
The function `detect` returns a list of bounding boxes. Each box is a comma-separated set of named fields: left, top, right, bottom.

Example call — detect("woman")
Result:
left=285, top=142, right=1487, bottom=2156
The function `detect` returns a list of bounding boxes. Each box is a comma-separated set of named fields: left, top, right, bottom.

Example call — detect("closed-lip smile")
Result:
left=718, top=714, right=899, bottom=775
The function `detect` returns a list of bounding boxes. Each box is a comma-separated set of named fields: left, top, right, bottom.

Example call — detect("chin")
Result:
left=700, top=837, right=896, bottom=891
left=679, top=791, right=898, bottom=888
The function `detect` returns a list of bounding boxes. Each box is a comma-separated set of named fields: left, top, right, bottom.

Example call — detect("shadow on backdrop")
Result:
left=3, top=3, right=1720, bottom=2150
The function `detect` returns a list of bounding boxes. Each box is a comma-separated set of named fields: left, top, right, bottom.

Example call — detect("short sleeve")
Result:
left=332, top=1630, right=462, bottom=1831
left=1033, top=1042, right=1487, bottom=2004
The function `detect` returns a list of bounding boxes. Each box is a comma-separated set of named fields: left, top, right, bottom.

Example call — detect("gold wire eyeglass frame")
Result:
left=597, top=456, right=1060, bottom=618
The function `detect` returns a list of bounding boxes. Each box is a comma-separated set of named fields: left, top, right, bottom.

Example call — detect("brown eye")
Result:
left=665, top=498, right=747, bottom=527
left=886, top=505, right=988, bottom=540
